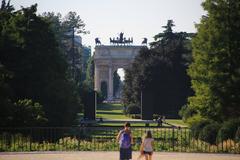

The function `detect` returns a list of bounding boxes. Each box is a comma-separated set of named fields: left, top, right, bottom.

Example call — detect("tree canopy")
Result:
left=184, top=0, right=240, bottom=123
left=0, top=1, right=88, bottom=126
left=123, top=20, right=193, bottom=118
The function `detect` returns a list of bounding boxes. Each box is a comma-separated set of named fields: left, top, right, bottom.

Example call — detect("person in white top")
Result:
left=138, top=130, right=154, bottom=160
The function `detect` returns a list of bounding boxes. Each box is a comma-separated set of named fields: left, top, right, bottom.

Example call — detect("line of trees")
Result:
left=180, top=0, right=240, bottom=144
left=0, top=0, right=90, bottom=127
left=122, top=20, right=193, bottom=118
left=122, top=0, right=240, bottom=144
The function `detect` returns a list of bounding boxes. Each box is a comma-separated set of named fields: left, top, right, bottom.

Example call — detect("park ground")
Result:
left=1, top=151, right=240, bottom=160
left=95, top=103, right=187, bottom=126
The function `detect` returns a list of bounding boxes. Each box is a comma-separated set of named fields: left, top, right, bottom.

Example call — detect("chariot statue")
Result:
left=110, top=32, right=133, bottom=45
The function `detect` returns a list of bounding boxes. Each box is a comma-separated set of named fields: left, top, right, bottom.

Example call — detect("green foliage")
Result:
left=62, top=11, right=88, bottom=34
left=189, top=116, right=211, bottom=139
left=113, top=71, right=120, bottom=97
left=179, top=105, right=197, bottom=122
left=126, top=104, right=141, bottom=114
left=0, top=2, right=83, bottom=126
left=11, top=99, right=47, bottom=126
left=217, top=118, right=240, bottom=141
left=100, top=81, right=108, bottom=100
left=1, top=127, right=239, bottom=153
left=0, top=64, right=13, bottom=127
left=199, top=122, right=221, bottom=145
left=42, top=11, right=89, bottom=84
left=96, top=91, right=105, bottom=104
left=235, top=127, right=240, bottom=142
left=84, top=56, right=94, bottom=89
left=123, top=20, right=192, bottom=118
left=187, top=0, right=240, bottom=122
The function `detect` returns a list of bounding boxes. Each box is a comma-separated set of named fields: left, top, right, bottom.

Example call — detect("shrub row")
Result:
left=191, top=118, right=240, bottom=145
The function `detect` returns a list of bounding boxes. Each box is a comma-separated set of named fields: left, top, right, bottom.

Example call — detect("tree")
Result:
left=0, top=64, right=13, bottom=127
left=186, top=0, right=240, bottom=122
left=84, top=56, right=94, bottom=89
left=43, top=11, right=89, bottom=84
left=11, top=99, right=47, bottom=127
left=0, top=2, right=82, bottom=126
left=123, top=20, right=192, bottom=118
left=113, top=71, right=121, bottom=97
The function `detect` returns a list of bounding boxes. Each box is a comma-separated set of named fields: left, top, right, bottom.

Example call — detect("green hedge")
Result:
left=217, top=118, right=240, bottom=142
left=199, top=122, right=220, bottom=145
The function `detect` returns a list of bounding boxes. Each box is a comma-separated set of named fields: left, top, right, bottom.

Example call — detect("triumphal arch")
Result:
left=94, top=33, right=147, bottom=100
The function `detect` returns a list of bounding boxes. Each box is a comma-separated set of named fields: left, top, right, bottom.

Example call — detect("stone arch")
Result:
left=94, top=45, right=142, bottom=100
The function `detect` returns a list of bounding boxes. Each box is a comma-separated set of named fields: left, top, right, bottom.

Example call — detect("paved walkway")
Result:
left=0, top=151, right=240, bottom=160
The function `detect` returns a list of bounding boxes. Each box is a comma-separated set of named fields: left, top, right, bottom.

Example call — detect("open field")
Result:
left=77, top=103, right=187, bottom=127
left=96, top=103, right=187, bottom=127
left=96, top=103, right=129, bottom=119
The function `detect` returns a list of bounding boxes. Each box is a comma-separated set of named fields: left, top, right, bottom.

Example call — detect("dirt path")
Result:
left=1, top=151, right=240, bottom=160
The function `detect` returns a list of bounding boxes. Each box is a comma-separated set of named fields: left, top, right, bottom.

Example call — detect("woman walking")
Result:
left=139, top=130, right=154, bottom=160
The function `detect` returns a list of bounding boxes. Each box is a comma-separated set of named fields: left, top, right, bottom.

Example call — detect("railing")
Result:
left=0, top=126, right=239, bottom=153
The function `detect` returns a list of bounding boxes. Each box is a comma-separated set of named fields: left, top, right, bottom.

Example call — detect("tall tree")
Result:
left=0, top=3, right=82, bottom=126
left=84, top=56, right=94, bottom=89
left=43, top=11, right=89, bottom=84
left=187, top=0, right=240, bottom=122
left=113, top=71, right=121, bottom=97
left=123, top=20, right=192, bottom=118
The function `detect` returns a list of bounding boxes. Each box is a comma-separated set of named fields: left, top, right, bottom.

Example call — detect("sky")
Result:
left=11, top=0, right=206, bottom=50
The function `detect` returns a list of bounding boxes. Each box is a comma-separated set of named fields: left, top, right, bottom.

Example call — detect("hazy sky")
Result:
left=11, top=0, right=206, bottom=50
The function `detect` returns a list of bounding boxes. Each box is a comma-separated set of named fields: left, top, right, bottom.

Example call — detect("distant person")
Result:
left=116, top=122, right=133, bottom=160
left=157, top=116, right=163, bottom=127
left=139, top=130, right=154, bottom=160
left=162, top=116, right=166, bottom=123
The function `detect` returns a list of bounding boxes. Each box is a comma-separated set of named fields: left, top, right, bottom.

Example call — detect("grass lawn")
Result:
left=78, top=103, right=187, bottom=127
left=96, top=103, right=129, bottom=119
left=166, top=119, right=188, bottom=127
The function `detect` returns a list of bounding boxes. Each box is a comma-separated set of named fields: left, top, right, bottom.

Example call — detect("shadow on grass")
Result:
left=96, top=111, right=123, bottom=115
left=97, top=103, right=123, bottom=111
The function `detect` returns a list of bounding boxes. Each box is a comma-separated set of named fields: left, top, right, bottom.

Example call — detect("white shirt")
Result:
left=143, top=138, right=154, bottom=152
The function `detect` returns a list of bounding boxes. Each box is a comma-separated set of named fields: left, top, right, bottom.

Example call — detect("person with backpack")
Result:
left=116, top=122, right=133, bottom=160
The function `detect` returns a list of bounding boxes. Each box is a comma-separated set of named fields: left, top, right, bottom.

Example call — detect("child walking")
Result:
left=138, top=130, right=154, bottom=160
left=116, top=122, right=133, bottom=160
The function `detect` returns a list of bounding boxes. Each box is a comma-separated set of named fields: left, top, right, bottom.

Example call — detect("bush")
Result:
left=153, top=114, right=160, bottom=120
left=179, top=105, right=197, bottom=122
left=199, top=122, right=221, bottom=145
left=97, top=91, right=105, bottom=104
left=126, top=104, right=141, bottom=115
left=11, top=99, right=48, bottom=126
left=189, top=115, right=211, bottom=139
left=235, top=127, right=240, bottom=142
left=217, top=118, right=240, bottom=142
left=131, top=114, right=141, bottom=119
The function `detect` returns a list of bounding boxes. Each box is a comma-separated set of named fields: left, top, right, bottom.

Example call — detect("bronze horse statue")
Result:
left=110, top=33, right=133, bottom=45
left=142, top=38, right=147, bottom=45
left=95, top=38, right=101, bottom=45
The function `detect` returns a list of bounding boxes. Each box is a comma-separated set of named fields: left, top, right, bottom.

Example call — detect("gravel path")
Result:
left=1, top=151, right=240, bottom=160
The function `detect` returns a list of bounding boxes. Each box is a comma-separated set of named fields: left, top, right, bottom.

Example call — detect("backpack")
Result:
left=119, top=130, right=131, bottom=148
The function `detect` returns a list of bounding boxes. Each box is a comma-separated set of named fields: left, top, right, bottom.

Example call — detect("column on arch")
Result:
left=108, top=65, right=113, bottom=100
left=94, top=64, right=100, bottom=92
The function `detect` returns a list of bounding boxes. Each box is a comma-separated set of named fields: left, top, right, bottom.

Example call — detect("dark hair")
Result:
left=145, top=130, right=152, bottom=138
left=124, top=122, right=131, bottom=127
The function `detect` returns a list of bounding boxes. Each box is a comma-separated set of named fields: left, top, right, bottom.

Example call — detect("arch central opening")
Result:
left=113, top=68, right=125, bottom=100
